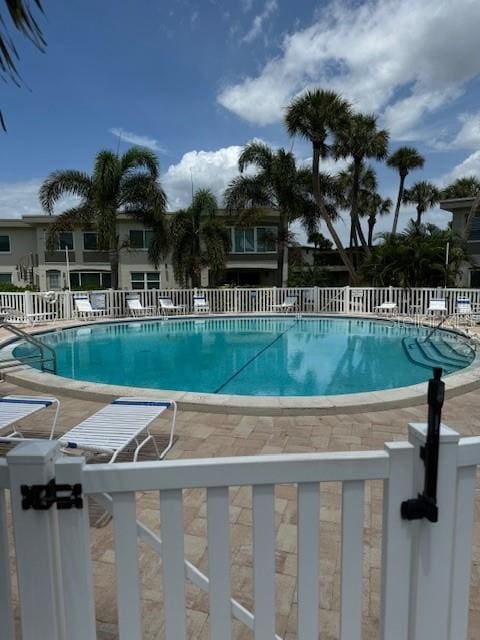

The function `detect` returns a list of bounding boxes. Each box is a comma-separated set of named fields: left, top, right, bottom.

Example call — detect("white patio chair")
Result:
left=0, top=395, right=60, bottom=442
left=455, top=298, right=480, bottom=325
left=426, top=298, right=447, bottom=316
left=159, top=296, right=185, bottom=317
left=193, top=295, right=210, bottom=313
left=126, top=294, right=155, bottom=317
left=74, top=295, right=106, bottom=320
left=374, top=301, right=398, bottom=315
left=271, top=295, right=298, bottom=312
left=59, top=397, right=177, bottom=462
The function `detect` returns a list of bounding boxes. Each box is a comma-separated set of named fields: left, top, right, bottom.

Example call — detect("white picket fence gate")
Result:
left=0, top=422, right=479, bottom=640
left=2, top=286, right=480, bottom=321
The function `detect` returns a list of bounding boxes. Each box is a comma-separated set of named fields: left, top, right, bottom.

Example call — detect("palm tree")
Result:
left=403, top=181, right=441, bottom=226
left=285, top=89, right=358, bottom=282
left=333, top=113, right=389, bottom=252
left=364, top=193, right=392, bottom=247
left=1, top=0, right=46, bottom=130
left=224, top=142, right=317, bottom=287
left=442, top=176, right=480, bottom=199
left=39, top=147, right=168, bottom=289
left=387, top=147, right=425, bottom=234
left=170, top=188, right=231, bottom=287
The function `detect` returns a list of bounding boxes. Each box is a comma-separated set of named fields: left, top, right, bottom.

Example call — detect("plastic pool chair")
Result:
left=272, top=295, right=298, bottom=312
left=74, top=295, right=106, bottom=320
left=126, top=294, right=155, bottom=317
left=0, top=395, right=60, bottom=441
left=426, top=298, right=447, bottom=315
left=59, top=397, right=177, bottom=462
left=193, top=295, right=210, bottom=313
left=456, top=298, right=478, bottom=325
left=374, top=301, right=398, bottom=315
left=159, top=296, right=185, bottom=317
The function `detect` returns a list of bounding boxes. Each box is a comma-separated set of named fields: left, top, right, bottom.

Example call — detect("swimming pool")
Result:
left=10, top=316, right=476, bottom=396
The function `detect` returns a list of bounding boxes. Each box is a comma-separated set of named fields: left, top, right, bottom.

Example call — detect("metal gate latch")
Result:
left=21, top=479, right=83, bottom=510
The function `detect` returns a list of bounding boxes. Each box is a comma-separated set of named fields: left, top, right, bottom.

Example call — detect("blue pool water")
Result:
left=11, top=317, right=475, bottom=396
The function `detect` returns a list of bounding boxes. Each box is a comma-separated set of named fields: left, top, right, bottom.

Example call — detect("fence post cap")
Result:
left=408, top=422, right=460, bottom=444
left=6, top=439, right=61, bottom=465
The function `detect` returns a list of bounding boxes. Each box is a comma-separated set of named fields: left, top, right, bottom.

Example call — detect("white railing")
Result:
left=2, top=286, right=480, bottom=323
left=1, top=423, right=479, bottom=640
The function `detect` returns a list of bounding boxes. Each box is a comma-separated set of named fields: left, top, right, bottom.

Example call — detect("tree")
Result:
left=362, top=222, right=466, bottom=287
left=39, top=147, right=168, bottom=289
left=1, top=0, right=46, bottom=131
left=170, top=188, right=231, bottom=287
left=333, top=113, right=389, bottom=252
left=224, top=142, right=308, bottom=287
left=285, top=89, right=359, bottom=282
left=387, top=147, right=425, bottom=234
left=364, top=193, right=392, bottom=247
left=403, top=180, right=441, bottom=226
left=442, top=176, right=480, bottom=199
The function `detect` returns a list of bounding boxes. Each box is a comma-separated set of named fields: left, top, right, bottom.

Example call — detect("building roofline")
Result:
left=440, top=197, right=475, bottom=213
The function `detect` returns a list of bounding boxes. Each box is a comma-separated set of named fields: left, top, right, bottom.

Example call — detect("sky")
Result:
left=2, top=0, right=480, bottom=244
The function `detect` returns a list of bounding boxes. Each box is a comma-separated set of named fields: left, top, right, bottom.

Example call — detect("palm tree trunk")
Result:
left=416, top=207, right=422, bottom=225
left=109, top=247, right=119, bottom=290
left=312, top=145, right=358, bottom=284
left=368, top=217, right=375, bottom=247
left=351, top=159, right=370, bottom=254
left=391, top=174, right=405, bottom=234
left=276, top=212, right=287, bottom=287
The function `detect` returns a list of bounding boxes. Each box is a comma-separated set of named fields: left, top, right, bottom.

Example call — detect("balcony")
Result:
left=44, top=250, right=75, bottom=263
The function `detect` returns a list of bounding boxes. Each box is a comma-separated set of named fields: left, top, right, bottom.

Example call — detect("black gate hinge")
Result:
left=21, top=479, right=83, bottom=510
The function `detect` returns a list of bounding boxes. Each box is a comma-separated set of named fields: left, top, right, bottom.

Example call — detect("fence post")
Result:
left=343, top=286, right=350, bottom=314
left=407, top=423, right=460, bottom=640
left=7, top=440, right=65, bottom=640
left=24, top=290, right=33, bottom=317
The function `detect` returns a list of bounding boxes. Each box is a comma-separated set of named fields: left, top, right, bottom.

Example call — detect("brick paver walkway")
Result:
left=1, top=377, right=480, bottom=639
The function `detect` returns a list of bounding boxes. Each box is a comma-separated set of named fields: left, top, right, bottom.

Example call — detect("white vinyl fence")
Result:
left=1, top=423, right=479, bottom=640
left=1, top=286, right=480, bottom=321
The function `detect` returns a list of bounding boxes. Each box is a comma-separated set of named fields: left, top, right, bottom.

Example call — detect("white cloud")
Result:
left=162, top=145, right=248, bottom=210
left=432, top=112, right=480, bottom=151
left=109, top=128, right=166, bottom=153
left=242, top=0, right=277, bottom=43
left=438, top=151, right=480, bottom=186
left=0, top=179, right=80, bottom=218
left=218, top=0, right=480, bottom=137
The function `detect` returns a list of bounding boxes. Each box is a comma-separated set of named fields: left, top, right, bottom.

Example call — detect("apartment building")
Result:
left=440, top=197, right=480, bottom=286
left=0, top=211, right=283, bottom=290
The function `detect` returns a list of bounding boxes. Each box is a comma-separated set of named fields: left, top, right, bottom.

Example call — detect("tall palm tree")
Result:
left=442, top=176, right=480, bottom=199
left=403, top=181, right=441, bottom=226
left=333, top=113, right=389, bottom=252
left=387, top=147, right=425, bottom=234
left=1, top=0, right=46, bottom=130
left=364, top=193, right=392, bottom=247
left=170, top=188, right=231, bottom=287
left=285, top=89, right=358, bottom=282
left=39, top=147, right=168, bottom=289
left=224, top=142, right=316, bottom=287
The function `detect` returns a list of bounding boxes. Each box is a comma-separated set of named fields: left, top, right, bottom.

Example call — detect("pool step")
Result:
left=428, top=338, right=473, bottom=366
left=417, top=339, right=469, bottom=369
left=402, top=338, right=456, bottom=373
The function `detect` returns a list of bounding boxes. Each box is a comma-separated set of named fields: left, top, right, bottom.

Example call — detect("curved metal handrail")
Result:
left=0, top=319, right=57, bottom=373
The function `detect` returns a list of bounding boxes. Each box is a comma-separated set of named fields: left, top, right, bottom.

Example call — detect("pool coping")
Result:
left=2, top=313, right=480, bottom=416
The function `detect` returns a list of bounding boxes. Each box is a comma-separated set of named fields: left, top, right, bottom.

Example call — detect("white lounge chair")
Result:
left=426, top=298, right=447, bottom=315
left=159, top=296, right=185, bottom=317
left=272, top=295, right=298, bottom=312
left=374, top=301, right=398, bottom=315
left=193, top=295, right=210, bottom=313
left=0, top=395, right=60, bottom=441
left=126, top=294, right=155, bottom=317
left=60, top=397, right=177, bottom=462
left=74, top=295, right=106, bottom=320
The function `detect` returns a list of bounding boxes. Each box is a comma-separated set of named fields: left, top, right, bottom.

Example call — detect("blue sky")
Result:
left=2, top=0, right=480, bottom=242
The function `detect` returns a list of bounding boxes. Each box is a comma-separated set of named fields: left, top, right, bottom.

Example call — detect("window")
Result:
left=129, top=229, right=154, bottom=250
left=57, top=232, right=74, bottom=251
left=0, top=235, right=10, bottom=252
left=256, top=227, right=277, bottom=252
left=471, top=271, right=480, bottom=287
left=83, top=232, right=98, bottom=251
left=47, top=270, right=61, bottom=289
left=70, top=271, right=111, bottom=289
left=234, top=228, right=255, bottom=253
left=230, top=227, right=277, bottom=253
left=131, top=272, right=160, bottom=290
left=0, top=272, right=12, bottom=283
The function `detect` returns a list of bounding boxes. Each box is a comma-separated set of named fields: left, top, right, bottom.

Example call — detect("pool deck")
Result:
left=2, top=372, right=480, bottom=638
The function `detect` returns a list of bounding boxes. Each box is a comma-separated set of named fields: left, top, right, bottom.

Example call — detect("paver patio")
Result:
left=1, top=375, right=480, bottom=639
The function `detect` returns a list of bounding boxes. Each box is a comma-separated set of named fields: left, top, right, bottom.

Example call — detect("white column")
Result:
left=343, top=286, right=350, bottom=314
left=7, top=440, right=65, bottom=640
left=407, top=423, right=460, bottom=640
